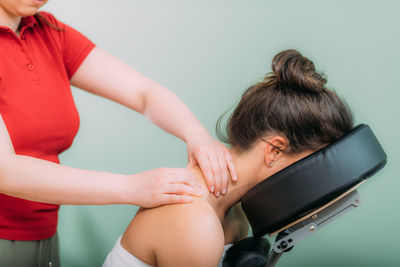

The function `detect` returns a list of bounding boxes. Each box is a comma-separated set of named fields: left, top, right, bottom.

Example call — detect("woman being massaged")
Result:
left=103, top=49, right=354, bottom=267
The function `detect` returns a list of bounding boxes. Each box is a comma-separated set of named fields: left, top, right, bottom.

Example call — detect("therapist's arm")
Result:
left=70, top=47, right=237, bottom=197
left=0, top=115, right=201, bottom=207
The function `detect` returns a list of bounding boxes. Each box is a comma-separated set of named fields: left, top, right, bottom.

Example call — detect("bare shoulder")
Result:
left=154, top=200, right=225, bottom=267
left=122, top=199, right=225, bottom=267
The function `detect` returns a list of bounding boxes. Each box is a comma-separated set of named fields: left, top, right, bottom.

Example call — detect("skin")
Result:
left=0, top=1, right=237, bottom=208
left=0, top=0, right=48, bottom=34
left=120, top=136, right=315, bottom=266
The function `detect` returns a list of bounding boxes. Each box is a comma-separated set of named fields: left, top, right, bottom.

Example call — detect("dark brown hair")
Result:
left=217, top=49, right=353, bottom=154
left=33, top=13, right=64, bottom=31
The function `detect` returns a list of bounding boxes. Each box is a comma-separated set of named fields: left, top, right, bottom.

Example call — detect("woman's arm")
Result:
left=223, top=203, right=250, bottom=244
left=70, top=47, right=237, bottom=197
left=0, top=115, right=201, bottom=206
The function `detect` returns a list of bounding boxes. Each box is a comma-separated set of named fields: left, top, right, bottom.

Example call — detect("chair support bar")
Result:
left=271, top=190, right=362, bottom=257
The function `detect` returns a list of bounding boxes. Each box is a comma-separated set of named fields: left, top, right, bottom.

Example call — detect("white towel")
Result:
left=103, top=236, right=153, bottom=267
left=103, top=236, right=233, bottom=267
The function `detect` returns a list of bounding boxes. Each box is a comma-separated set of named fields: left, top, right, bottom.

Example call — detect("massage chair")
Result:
left=222, top=124, right=387, bottom=267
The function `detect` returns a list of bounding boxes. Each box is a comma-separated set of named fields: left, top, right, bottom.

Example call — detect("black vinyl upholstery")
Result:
left=222, top=237, right=270, bottom=267
left=241, top=124, right=387, bottom=237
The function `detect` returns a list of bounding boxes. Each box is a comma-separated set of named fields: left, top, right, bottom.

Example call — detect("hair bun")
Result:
left=271, top=49, right=327, bottom=92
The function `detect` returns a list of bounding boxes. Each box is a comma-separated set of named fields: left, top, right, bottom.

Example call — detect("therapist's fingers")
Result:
left=159, top=194, right=194, bottom=204
left=130, top=167, right=202, bottom=208
left=225, top=150, right=238, bottom=182
left=193, top=151, right=215, bottom=193
left=217, top=151, right=229, bottom=195
left=164, top=168, right=201, bottom=189
left=166, top=183, right=203, bottom=197
left=187, top=136, right=237, bottom=197
left=207, top=150, right=223, bottom=197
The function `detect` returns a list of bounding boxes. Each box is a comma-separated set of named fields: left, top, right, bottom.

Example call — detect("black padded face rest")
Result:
left=241, top=124, right=387, bottom=237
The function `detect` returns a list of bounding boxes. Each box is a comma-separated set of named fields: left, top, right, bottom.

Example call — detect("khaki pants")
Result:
left=0, top=233, right=60, bottom=267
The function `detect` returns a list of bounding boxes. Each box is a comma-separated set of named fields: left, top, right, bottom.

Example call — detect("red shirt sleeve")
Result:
left=38, top=12, right=96, bottom=79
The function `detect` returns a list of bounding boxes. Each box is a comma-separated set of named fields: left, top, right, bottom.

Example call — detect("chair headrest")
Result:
left=241, top=124, right=387, bottom=237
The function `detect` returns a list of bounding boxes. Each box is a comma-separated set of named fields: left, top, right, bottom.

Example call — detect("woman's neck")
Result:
left=0, top=8, right=22, bottom=33
left=191, top=146, right=269, bottom=221
left=191, top=143, right=313, bottom=222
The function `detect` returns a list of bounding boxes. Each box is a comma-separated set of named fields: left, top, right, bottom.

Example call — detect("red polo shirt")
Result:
left=0, top=12, right=95, bottom=240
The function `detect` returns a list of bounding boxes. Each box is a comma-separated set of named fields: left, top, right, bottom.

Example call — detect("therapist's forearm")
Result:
left=70, top=47, right=210, bottom=146
left=141, top=82, right=211, bottom=144
left=0, top=154, right=131, bottom=205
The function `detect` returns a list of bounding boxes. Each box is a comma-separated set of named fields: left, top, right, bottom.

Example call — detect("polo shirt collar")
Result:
left=0, top=15, right=37, bottom=33
left=20, top=15, right=38, bottom=31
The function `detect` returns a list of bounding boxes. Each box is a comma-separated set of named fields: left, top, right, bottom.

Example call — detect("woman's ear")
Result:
left=263, top=136, right=288, bottom=168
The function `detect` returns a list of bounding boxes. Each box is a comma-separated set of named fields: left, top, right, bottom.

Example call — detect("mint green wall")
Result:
left=45, top=1, right=399, bottom=266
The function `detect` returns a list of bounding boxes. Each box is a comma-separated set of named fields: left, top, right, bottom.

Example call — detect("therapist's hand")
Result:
left=187, top=133, right=237, bottom=197
left=129, top=168, right=203, bottom=208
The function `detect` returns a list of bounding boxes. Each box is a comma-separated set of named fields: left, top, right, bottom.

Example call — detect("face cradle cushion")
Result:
left=241, top=124, right=387, bottom=238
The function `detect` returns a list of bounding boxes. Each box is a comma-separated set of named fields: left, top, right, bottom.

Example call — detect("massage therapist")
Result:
left=0, top=1, right=237, bottom=266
